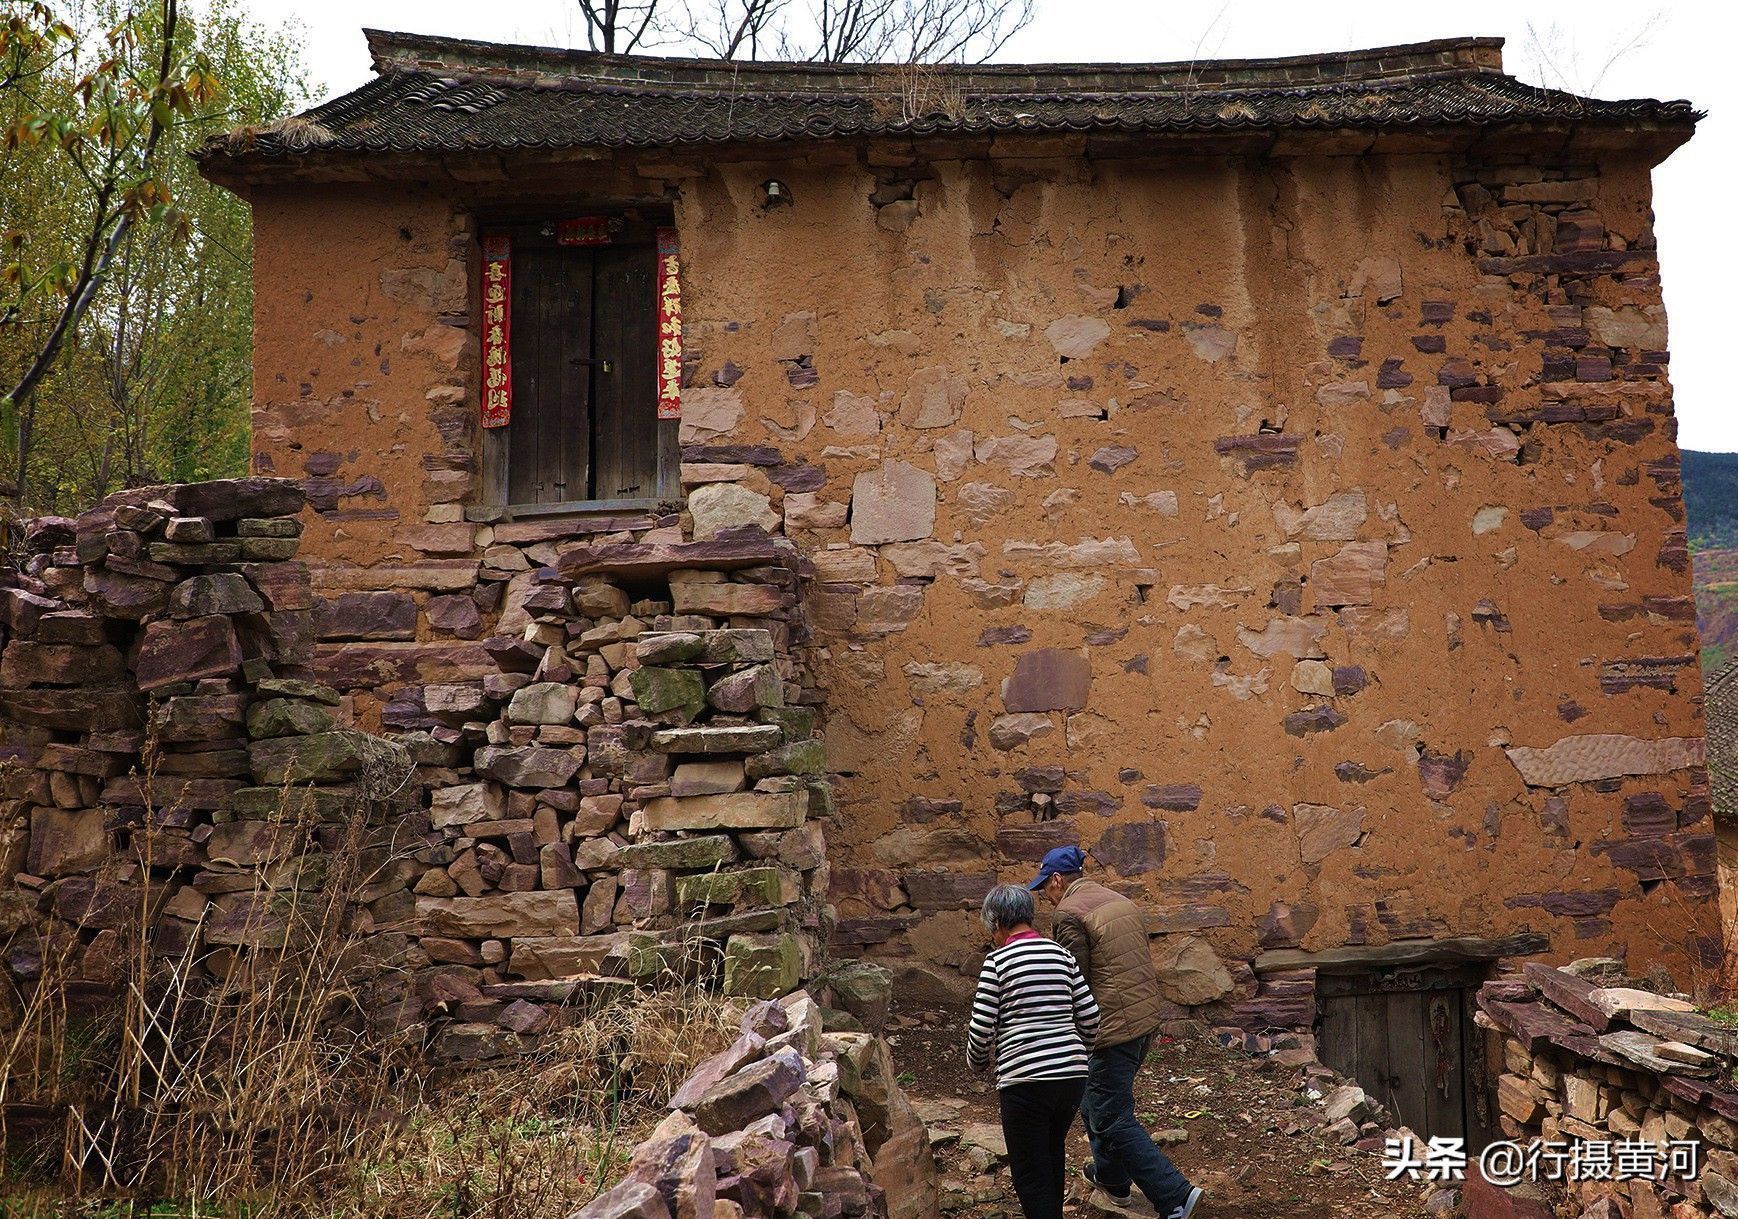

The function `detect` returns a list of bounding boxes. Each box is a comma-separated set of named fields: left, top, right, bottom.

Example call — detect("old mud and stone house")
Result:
left=61, top=30, right=1705, bottom=1141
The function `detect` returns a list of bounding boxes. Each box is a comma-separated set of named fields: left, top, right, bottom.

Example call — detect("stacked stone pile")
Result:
left=573, top=989, right=938, bottom=1219
left=1, top=478, right=414, bottom=1002
left=1477, top=961, right=1738, bottom=1218
left=377, top=538, right=835, bottom=1060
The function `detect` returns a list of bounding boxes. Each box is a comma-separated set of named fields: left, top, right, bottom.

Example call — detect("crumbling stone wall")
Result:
left=242, top=142, right=1717, bottom=1014
left=381, top=529, right=837, bottom=1059
left=0, top=479, right=414, bottom=1007
left=1478, top=963, right=1738, bottom=1218
left=2, top=481, right=837, bottom=1060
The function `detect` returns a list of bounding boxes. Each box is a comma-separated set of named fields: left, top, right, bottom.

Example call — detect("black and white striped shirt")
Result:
left=966, top=932, right=1101, bottom=1088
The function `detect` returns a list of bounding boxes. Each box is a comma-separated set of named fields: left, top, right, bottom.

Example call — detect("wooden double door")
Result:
left=506, top=237, right=660, bottom=507
left=1318, top=965, right=1495, bottom=1148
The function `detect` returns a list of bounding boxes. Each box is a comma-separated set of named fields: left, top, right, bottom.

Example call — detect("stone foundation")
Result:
left=1477, top=962, right=1738, bottom=1218
left=2, top=479, right=839, bottom=1060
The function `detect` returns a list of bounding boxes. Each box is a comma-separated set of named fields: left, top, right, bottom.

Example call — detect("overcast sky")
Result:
left=258, top=1, right=1735, bottom=449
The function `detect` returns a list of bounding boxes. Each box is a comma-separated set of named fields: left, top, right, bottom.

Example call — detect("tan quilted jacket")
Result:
left=1052, top=877, right=1165, bottom=1049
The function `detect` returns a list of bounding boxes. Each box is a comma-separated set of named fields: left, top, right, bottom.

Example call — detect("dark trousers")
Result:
left=1081, top=1035, right=1194, bottom=1213
left=998, top=1076, right=1086, bottom=1219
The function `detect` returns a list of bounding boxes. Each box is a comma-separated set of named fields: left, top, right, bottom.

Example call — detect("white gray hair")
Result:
left=981, top=884, right=1036, bottom=932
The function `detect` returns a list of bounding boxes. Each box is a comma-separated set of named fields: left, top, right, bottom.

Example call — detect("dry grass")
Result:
left=870, top=61, right=966, bottom=125
left=1, top=790, right=413, bottom=1209
left=0, top=760, right=742, bottom=1218
left=198, top=115, right=334, bottom=156
left=331, top=989, right=741, bottom=1219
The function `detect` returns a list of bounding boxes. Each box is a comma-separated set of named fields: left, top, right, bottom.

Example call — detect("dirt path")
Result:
left=888, top=1006, right=1438, bottom=1219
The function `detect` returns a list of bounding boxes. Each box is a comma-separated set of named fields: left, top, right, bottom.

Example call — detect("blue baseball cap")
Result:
left=1028, top=845, right=1086, bottom=890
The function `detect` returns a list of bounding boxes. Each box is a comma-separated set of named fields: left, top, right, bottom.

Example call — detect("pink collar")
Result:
left=1003, top=929, right=1041, bottom=945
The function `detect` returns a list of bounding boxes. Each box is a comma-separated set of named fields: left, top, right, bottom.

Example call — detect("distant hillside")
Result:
left=1684, top=450, right=1738, bottom=550
left=1687, top=451, right=1738, bottom=674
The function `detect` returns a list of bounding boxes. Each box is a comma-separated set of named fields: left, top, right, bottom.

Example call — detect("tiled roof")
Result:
left=1705, top=658, right=1738, bottom=818
left=198, top=31, right=1697, bottom=168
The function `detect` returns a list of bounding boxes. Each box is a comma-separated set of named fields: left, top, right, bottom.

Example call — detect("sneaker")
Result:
left=1083, top=1163, right=1133, bottom=1208
left=1164, top=1186, right=1204, bottom=1219
left=1089, top=1187, right=1138, bottom=1214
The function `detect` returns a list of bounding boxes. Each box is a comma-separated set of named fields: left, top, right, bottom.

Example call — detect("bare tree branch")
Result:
left=598, top=0, right=1033, bottom=63
left=577, top=0, right=661, bottom=52
left=665, top=0, right=791, bottom=59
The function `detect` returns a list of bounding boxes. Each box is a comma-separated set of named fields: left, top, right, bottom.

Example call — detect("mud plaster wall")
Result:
left=246, top=146, right=1720, bottom=1014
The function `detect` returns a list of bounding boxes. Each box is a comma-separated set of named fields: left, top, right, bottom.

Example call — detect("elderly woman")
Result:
left=966, top=883, right=1102, bottom=1219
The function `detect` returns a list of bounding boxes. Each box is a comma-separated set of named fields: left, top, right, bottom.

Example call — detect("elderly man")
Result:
left=1029, top=845, right=1204, bottom=1219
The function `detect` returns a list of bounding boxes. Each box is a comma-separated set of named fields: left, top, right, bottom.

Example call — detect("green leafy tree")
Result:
left=1, top=0, right=310, bottom=514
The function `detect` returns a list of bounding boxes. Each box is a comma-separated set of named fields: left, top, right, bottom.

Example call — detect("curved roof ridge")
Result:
left=362, top=28, right=1514, bottom=94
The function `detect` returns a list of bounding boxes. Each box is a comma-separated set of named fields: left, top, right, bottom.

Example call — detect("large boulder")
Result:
left=1152, top=934, right=1235, bottom=1006
left=631, top=667, right=706, bottom=715
left=824, top=961, right=894, bottom=1033
left=569, top=1181, right=671, bottom=1219
left=851, top=461, right=936, bottom=545
left=168, top=573, right=264, bottom=619
left=692, top=1050, right=805, bottom=1135
left=688, top=483, right=780, bottom=540
left=27, top=807, right=109, bottom=875
left=429, top=782, right=507, bottom=829
left=168, top=477, right=305, bottom=522
left=475, top=745, right=583, bottom=789
left=1002, top=648, right=1091, bottom=713
left=723, top=933, right=804, bottom=999
left=506, top=682, right=579, bottom=725
left=317, top=591, right=417, bottom=641
left=0, top=641, right=125, bottom=687
left=706, top=665, right=782, bottom=713
left=625, top=1111, right=716, bottom=1219
left=669, top=1032, right=768, bottom=1111
left=249, top=731, right=390, bottom=785
left=641, top=791, right=806, bottom=832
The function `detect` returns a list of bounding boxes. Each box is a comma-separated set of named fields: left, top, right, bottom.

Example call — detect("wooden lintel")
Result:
left=1253, top=933, right=1550, bottom=975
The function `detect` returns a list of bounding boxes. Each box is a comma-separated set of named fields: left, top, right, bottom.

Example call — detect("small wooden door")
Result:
left=590, top=243, right=658, bottom=502
left=1318, top=965, right=1495, bottom=1148
left=506, top=238, right=659, bottom=507
left=508, top=244, right=592, bottom=506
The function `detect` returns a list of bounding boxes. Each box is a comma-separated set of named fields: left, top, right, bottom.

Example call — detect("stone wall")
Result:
left=378, top=528, right=837, bottom=1059
left=2, top=480, right=839, bottom=1060
left=0, top=478, right=414, bottom=1006
left=1477, top=962, right=1738, bottom=1218
left=243, top=140, right=1718, bottom=1008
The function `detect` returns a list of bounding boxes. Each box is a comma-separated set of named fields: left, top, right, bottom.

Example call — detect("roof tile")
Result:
left=197, top=31, right=1697, bottom=165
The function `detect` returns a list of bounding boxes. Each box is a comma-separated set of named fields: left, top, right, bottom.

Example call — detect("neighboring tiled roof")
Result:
left=1705, top=658, right=1738, bottom=818
left=197, top=31, right=1697, bottom=168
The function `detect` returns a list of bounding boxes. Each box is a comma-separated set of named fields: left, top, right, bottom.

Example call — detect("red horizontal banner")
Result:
left=558, top=216, right=612, bottom=246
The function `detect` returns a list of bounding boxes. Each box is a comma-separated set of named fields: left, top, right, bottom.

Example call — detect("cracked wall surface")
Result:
left=243, top=143, right=1720, bottom=1024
